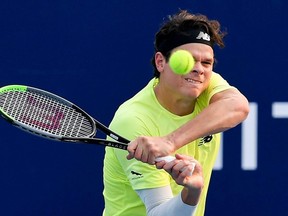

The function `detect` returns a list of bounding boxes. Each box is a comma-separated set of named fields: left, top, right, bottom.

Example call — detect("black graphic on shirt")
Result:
left=198, top=135, right=213, bottom=146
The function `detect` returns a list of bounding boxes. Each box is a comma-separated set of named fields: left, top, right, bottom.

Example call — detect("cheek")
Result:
left=163, top=65, right=182, bottom=80
left=203, top=73, right=212, bottom=88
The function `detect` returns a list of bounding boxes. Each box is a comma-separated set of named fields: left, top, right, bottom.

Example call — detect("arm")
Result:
left=169, top=88, right=249, bottom=150
left=127, top=88, right=250, bottom=164
left=137, top=154, right=203, bottom=216
left=137, top=188, right=197, bottom=216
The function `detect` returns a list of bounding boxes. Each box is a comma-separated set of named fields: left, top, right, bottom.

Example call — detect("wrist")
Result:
left=164, top=134, right=178, bottom=153
left=166, top=131, right=184, bottom=151
left=181, top=186, right=202, bottom=206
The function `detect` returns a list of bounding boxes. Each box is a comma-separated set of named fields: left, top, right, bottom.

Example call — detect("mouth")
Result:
left=184, top=78, right=203, bottom=84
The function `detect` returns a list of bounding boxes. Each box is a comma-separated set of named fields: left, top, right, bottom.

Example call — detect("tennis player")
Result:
left=103, top=10, right=249, bottom=216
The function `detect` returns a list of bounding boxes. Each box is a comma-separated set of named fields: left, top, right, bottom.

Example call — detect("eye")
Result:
left=202, top=61, right=212, bottom=66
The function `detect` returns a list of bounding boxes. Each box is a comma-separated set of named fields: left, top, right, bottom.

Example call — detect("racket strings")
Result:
left=0, top=90, right=94, bottom=138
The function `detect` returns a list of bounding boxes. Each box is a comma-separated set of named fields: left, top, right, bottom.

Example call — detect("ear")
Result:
left=155, top=52, right=166, bottom=73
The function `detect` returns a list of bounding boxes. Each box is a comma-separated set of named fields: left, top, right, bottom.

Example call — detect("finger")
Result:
left=155, top=156, right=176, bottom=169
left=127, top=140, right=137, bottom=152
left=155, top=160, right=166, bottom=169
left=175, top=153, right=194, bottom=161
left=162, top=160, right=176, bottom=172
left=127, top=141, right=138, bottom=160
left=174, top=154, right=197, bottom=175
left=134, top=147, right=144, bottom=161
left=180, top=162, right=196, bottom=176
left=191, top=161, right=202, bottom=176
left=128, top=139, right=144, bottom=161
left=172, top=160, right=196, bottom=177
left=163, top=160, right=180, bottom=175
left=126, top=152, right=134, bottom=160
left=140, top=151, right=149, bottom=163
left=147, top=154, right=156, bottom=165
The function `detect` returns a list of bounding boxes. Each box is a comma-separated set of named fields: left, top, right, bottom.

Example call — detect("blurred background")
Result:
left=0, top=0, right=287, bottom=215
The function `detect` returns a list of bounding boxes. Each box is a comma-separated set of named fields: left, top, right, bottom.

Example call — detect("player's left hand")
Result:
left=155, top=153, right=203, bottom=190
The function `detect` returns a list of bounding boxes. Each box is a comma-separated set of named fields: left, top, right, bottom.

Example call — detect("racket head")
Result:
left=0, top=85, right=97, bottom=141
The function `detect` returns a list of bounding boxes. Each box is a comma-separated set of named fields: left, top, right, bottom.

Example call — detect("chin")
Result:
left=188, top=89, right=201, bottom=98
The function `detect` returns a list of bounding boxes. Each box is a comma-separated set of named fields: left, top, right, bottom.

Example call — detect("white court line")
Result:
left=272, top=102, right=288, bottom=118
left=242, top=102, right=258, bottom=170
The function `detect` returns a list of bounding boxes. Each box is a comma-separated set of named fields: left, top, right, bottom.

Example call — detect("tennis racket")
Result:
left=0, top=84, right=175, bottom=162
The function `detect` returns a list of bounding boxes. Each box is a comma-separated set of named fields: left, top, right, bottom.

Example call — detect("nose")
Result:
left=192, top=62, right=204, bottom=75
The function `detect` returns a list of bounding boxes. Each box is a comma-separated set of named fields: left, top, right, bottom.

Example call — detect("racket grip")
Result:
left=155, top=156, right=195, bottom=176
left=155, top=156, right=175, bottom=163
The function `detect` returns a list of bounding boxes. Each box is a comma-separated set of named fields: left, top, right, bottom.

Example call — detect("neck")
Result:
left=154, top=84, right=196, bottom=116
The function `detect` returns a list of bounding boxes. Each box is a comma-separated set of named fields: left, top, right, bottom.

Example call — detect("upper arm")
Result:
left=210, top=88, right=248, bottom=104
left=207, top=72, right=249, bottom=114
left=209, top=88, right=250, bottom=122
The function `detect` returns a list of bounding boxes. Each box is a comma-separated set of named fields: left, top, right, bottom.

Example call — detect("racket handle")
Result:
left=155, top=156, right=175, bottom=163
left=155, top=156, right=195, bottom=176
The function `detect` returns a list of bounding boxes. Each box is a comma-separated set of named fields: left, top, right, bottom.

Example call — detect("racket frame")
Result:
left=0, top=85, right=129, bottom=149
left=0, top=85, right=176, bottom=162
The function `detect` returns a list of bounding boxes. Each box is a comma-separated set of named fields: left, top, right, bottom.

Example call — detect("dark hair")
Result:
left=151, top=10, right=227, bottom=78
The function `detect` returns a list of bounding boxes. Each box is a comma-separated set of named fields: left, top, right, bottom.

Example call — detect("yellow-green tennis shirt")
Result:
left=103, top=72, right=234, bottom=216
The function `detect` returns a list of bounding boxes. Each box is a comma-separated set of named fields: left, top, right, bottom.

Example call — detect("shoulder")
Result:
left=200, top=72, right=236, bottom=102
left=109, top=79, right=160, bottom=140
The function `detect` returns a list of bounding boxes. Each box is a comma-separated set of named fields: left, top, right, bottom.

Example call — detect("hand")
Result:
left=155, top=154, right=203, bottom=190
left=156, top=154, right=203, bottom=206
left=126, top=136, right=175, bottom=165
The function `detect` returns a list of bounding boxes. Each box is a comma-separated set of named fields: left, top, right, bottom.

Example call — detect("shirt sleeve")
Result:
left=108, top=110, right=172, bottom=190
left=206, top=72, right=237, bottom=102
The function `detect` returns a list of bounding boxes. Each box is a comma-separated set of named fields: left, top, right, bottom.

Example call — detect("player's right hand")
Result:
left=127, top=135, right=175, bottom=165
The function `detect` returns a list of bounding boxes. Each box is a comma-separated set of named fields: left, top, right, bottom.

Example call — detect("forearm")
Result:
left=168, top=90, right=249, bottom=149
left=137, top=186, right=198, bottom=216
left=149, top=193, right=197, bottom=216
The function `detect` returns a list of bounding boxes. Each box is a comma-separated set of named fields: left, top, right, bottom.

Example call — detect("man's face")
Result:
left=158, top=43, right=214, bottom=101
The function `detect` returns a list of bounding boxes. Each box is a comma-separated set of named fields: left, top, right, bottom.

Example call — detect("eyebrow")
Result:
left=197, top=57, right=213, bottom=63
left=204, top=58, right=214, bottom=62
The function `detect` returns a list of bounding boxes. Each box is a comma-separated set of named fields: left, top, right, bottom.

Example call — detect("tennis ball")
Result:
left=169, top=50, right=195, bottom=75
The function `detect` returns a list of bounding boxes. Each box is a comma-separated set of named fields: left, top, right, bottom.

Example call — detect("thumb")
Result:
left=126, top=151, right=135, bottom=160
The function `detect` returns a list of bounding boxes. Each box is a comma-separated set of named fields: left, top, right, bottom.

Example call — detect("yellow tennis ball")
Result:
left=169, top=50, right=195, bottom=75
